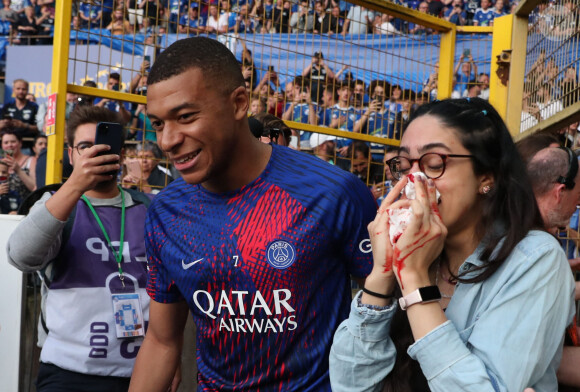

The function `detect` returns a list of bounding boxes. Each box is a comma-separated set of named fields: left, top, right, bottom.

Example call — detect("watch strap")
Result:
left=398, top=285, right=441, bottom=310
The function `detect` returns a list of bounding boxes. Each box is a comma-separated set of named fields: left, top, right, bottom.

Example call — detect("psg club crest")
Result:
left=266, top=240, right=296, bottom=270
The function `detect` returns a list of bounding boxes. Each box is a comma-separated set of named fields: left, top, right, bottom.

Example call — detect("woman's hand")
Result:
left=0, top=182, right=9, bottom=195
left=391, top=176, right=447, bottom=293
left=2, top=154, right=19, bottom=172
left=361, top=178, right=408, bottom=305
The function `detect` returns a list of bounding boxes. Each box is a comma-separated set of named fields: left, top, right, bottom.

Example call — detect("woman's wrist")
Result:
left=398, top=269, right=432, bottom=296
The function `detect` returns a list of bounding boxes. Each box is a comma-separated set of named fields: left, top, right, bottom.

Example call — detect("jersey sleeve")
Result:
left=337, top=174, right=377, bottom=278
left=144, top=203, right=184, bottom=304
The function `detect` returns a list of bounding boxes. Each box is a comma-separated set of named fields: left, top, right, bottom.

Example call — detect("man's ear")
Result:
left=231, top=86, right=249, bottom=121
left=554, top=183, right=566, bottom=203
left=67, top=145, right=74, bottom=166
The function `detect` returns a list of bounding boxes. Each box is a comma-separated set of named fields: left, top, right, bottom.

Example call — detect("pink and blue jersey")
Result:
left=145, top=144, right=376, bottom=391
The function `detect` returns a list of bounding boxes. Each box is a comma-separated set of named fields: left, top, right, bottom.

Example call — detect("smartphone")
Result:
left=463, top=48, right=471, bottom=57
left=95, top=122, right=123, bottom=175
left=112, top=84, right=120, bottom=92
left=268, top=65, right=275, bottom=72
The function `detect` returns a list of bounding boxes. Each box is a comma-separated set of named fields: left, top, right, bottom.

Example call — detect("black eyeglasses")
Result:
left=386, top=152, right=474, bottom=180
left=557, top=146, right=578, bottom=190
left=72, top=142, right=94, bottom=155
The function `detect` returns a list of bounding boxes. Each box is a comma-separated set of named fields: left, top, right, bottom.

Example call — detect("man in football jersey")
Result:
left=129, top=37, right=377, bottom=391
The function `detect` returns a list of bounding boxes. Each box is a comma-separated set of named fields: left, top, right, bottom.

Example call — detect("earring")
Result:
left=482, top=185, right=491, bottom=194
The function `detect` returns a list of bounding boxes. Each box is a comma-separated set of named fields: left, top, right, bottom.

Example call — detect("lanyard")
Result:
left=81, top=185, right=126, bottom=287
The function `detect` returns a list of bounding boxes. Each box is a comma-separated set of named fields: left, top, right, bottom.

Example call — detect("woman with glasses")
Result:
left=329, top=98, right=575, bottom=392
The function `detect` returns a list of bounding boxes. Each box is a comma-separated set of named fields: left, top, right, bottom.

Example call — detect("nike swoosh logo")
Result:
left=182, top=258, right=204, bottom=270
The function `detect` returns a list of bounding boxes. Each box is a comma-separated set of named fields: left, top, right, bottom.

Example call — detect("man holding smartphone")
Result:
left=95, top=72, right=132, bottom=123
left=129, top=37, right=376, bottom=392
left=7, top=106, right=178, bottom=392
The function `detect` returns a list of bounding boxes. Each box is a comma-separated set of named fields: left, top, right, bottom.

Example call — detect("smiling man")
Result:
left=129, top=37, right=377, bottom=392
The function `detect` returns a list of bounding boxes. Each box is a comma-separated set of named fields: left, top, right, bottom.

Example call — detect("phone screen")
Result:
left=463, top=49, right=471, bottom=57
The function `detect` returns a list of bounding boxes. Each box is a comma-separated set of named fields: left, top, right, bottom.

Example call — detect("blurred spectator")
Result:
left=313, top=1, right=337, bottom=34
left=206, top=3, right=228, bottom=33
left=139, top=0, right=160, bottom=27
left=253, top=66, right=280, bottom=96
left=1, top=130, right=36, bottom=206
left=167, top=0, right=187, bottom=33
left=375, top=13, right=400, bottom=33
left=282, top=83, right=318, bottom=145
left=558, top=66, right=578, bottom=108
left=31, top=134, right=46, bottom=159
left=252, top=112, right=292, bottom=146
left=272, top=0, right=291, bottom=33
left=536, top=83, right=564, bottom=121
left=353, top=80, right=388, bottom=136
left=249, top=96, right=267, bottom=116
left=317, top=82, right=337, bottom=126
left=454, top=52, right=477, bottom=95
left=473, top=0, right=493, bottom=26
left=343, top=4, right=374, bottom=34
left=106, top=7, right=132, bottom=34
left=290, top=0, right=313, bottom=32
left=234, top=4, right=256, bottom=33
left=521, top=90, right=540, bottom=132
left=478, top=72, right=490, bottom=99
left=78, top=0, right=102, bottom=28
left=409, top=2, right=433, bottom=34
left=423, top=62, right=439, bottom=99
left=352, top=79, right=366, bottom=109
left=258, top=0, right=275, bottom=33
left=123, top=142, right=173, bottom=193
left=345, top=140, right=382, bottom=186
left=424, top=0, right=445, bottom=17
left=444, top=0, right=467, bottom=25
left=8, top=0, right=30, bottom=18
left=178, top=4, right=205, bottom=33
left=13, top=6, right=37, bottom=44
left=374, top=147, right=398, bottom=203
left=491, top=0, right=506, bottom=21
left=329, top=81, right=359, bottom=155
left=466, top=79, right=481, bottom=97
left=0, top=0, right=18, bottom=23
left=125, top=0, right=144, bottom=27
left=129, top=103, right=156, bottom=141
left=0, top=160, right=19, bottom=214
left=302, top=51, right=334, bottom=103
left=331, top=5, right=345, bottom=32
left=94, top=72, right=132, bottom=123
left=239, top=39, right=257, bottom=88
left=1, top=78, right=39, bottom=139
left=310, top=133, right=337, bottom=163
left=35, top=4, right=54, bottom=44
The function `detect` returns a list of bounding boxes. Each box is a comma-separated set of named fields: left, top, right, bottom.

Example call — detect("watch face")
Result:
left=420, top=285, right=441, bottom=301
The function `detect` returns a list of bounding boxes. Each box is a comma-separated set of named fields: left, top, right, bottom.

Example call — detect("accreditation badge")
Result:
left=111, top=293, right=145, bottom=338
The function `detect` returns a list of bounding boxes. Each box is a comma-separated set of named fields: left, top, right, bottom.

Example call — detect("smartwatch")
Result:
left=398, top=286, right=441, bottom=310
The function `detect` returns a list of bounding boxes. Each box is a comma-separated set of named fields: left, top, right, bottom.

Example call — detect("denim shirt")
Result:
left=329, top=230, right=575, bottom=392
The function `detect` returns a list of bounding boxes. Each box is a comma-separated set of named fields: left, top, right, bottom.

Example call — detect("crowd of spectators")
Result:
left=0, top=0, right=539, bottom=47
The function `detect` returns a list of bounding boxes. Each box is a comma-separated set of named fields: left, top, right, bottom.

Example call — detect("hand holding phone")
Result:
left=95, top=122, right=123, bottom=176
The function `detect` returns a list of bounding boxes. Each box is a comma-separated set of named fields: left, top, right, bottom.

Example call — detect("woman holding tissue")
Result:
left=329, top=98, right=576, bottom=392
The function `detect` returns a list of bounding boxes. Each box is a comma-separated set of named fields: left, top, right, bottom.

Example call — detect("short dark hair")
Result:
left=67, top=106, right=124, bottom=146
left=147, top=37, right=245, bottom=94
left=252, top=113, right=291, bottom=145
left=515, top=130, right=560, bottom=165
left=109, top=72, right=121, bottom=82
left=1, top=129, right=23, bottom=143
